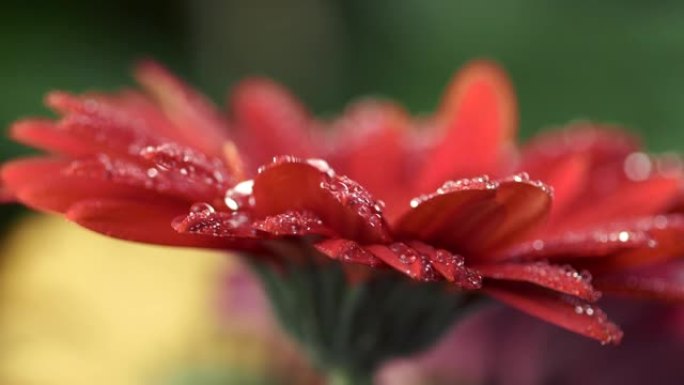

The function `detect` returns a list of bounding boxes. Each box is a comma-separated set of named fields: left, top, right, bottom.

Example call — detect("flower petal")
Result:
left=581, top=215, right=684, bottom=273
left=314, top=239, right=482, bottom=289
left=396, top=175, right=552, bottom=256
left=252, top=157, right=391, bottom=244
left=229, top=78, right=315, bottom=168
left=10, top=118, right=99, bottom=157
left=475, top=261, right=601, bottom=301
left=253, top=210, right=334, bottom=237
left=523, top=153, right=589, bottom=222
left=0, top=183, right=14, bottom=203
left=135, top=60, right=230, bottom=157
left=172, top=205, right=256, bottom=238
left=66, top=198, right=246, bottom=249
left=2, top=157, right=184, bottom=214
left=418, top=60, right=517, bottom=190
left=46, top=91, right=172, bottom=155
left=554, top=176, right=682, bottom=232
left=484, top=282, right=623, bottom=345
left=140, top=142, right=235, bottom=189
left=594, top=266, right=684, bottom=302
left=327, top=100, right=412, bottom=214
left=495, top=228, right=653, bottom=261
left=314, top=238, right=384, bottom=267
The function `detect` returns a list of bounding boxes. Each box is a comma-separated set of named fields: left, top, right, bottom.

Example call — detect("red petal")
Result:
left=583, top=215, right=684, bottom=273
left=314, top=238, right=384, bottom=267
left=135, top=60, right=229, bottom=158
left=520, top=124, right=639, bottom=182
left=172, top=204, right=256, bottom=238
left=46, top=92, right=171, bottom=156
left=408, top=241, right=482, bottom=288
left=484, top=283, right=623, bottom=345
left=67, top=198, right=245, bottom=249
left=2, top=157, right=177, bottom=214
left=10, top=119, right=98, bottom=157
left=253, top=210, right=334, bottom=237
left=366, top=242, right=440, bottom=282
left=140, top=142, right=235, bottom=189
left=496, top=228, right=653, bottom=261
left=0, top=184, right=14, bottom=203
left=396, top=175, right=552, bottom=256
left=252, top=157, right=391, bottom=244
left=230, top=78, right=315, bottom=167
left=327, top=100, right=412, bottom=215
left=521, top=153, right=589, bottom=222
left=475, top=261, right=601, bottom=301
left=63, top=155, right=221, bottom=204
left=594, top=266, right=684, bottom=302
left=418, top=60, right=517, bottom=191
left=554, top=176, right=682, bottom=232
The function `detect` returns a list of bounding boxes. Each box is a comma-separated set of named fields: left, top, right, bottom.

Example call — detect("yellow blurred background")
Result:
left=0, top=215, right=316, bottom=385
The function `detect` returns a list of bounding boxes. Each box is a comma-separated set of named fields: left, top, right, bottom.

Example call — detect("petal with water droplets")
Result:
left=10, top=119, right=100, bottom=157
left=135, top=60, right=229, bottom=158
left=252, top=157, right=391, bottom=244
left=475, top=262, right=601, bottom=301
left=557, top=176, right=682, bottom=233
left=172, top=207, right=256, bottom=238
left=253, top=210, right=334, bottom=237
left=67, top=198, right=248, bottom=249
left=2, top=157, right=153, bottom=213
left=314, top=238, right=383, bottom=267
left=484, top=282, right=623, bottom=345
left=396, top=176, right=552, bottom=256
left=496, top=228, right=653, bottom=261
left=591, top=221, right=684, bottom=272
left=327, top=100, right=411, bottom=215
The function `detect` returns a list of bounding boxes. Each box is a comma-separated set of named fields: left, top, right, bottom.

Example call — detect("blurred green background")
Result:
left=4, top=0, right=684, bottom=159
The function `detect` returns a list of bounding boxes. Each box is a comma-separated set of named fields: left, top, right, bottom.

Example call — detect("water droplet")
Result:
left=624, top=152, right=652, bottom=181
left=617, top=231, right=630, bottom=242
left=190, top=202, right=215, bottom=214
left=146, top=168, right=159, bottom=178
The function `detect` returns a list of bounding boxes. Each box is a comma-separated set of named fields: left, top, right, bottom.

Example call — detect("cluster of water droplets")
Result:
left=623, top=151, right=684, bottom=181
left=172, top=201, right=254, bottom=237
left=65, top=153, right=169, bottom=192
left=53, top=93, right=161, bottom=157
left=317, top=239, right=383, bottom=267
left=383, top=242, right=481, bottom=288
left=140, top=143, right=231, bottom=191
left=224, top=180, right=255, bottom=211
left=504, top=172, right=555, bottom=196
left=409, top=175, right=498, bottom=208
left=254, top=210, right=329, bottom=236
left=503, top=227, right=655, bottom=261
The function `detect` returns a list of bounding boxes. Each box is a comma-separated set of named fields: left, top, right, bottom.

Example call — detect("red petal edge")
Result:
left=484, top=282, right=623, bottom=345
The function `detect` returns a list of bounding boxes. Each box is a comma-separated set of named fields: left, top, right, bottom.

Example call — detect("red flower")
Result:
left=3, top=60, right=684, bottom=345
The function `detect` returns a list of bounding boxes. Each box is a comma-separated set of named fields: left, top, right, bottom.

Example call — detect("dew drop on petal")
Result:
left=190, top=202, right=215, bottom=214
left=624, top=152, right=652, bottom=181
left=146, top=168, right=159, bottom=178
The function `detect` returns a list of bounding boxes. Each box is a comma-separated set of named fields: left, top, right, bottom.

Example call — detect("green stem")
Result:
left=327, top=368, right=374, bottom=385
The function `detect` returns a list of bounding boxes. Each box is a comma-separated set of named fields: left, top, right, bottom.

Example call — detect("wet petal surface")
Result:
left=485, top=282, right=623, bottom=345
left=252, top=157, right=391, bottom=244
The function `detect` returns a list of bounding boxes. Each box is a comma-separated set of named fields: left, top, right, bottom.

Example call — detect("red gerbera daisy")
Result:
left=3, top=59, right=684, bottom=381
